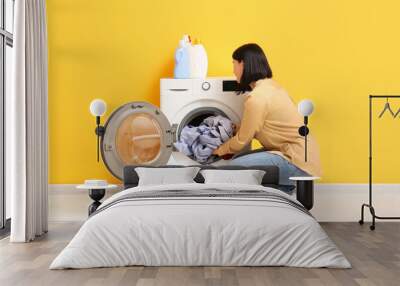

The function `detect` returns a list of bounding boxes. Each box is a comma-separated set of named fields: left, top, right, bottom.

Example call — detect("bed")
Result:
left=50, top=165, right=350, bottom=269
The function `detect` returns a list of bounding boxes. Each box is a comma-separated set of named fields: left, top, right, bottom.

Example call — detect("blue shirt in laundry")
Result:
left=174, top=115, right=233, bottom=163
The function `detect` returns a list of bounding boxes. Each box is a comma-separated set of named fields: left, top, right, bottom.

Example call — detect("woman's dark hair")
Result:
left=232, top=43, right=272, bottom=93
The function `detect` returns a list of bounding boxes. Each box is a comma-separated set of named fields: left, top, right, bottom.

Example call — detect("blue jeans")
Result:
left=229, top=151, right=309, bottom=185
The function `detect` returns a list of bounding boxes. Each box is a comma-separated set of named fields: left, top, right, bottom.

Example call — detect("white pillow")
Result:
left=135, top=167, right=200, bottom=186
left=200, top=169, right=266, bottom=185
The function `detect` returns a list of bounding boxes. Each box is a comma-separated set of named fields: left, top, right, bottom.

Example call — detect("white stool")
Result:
left=77, top=181, right=118, bottom=216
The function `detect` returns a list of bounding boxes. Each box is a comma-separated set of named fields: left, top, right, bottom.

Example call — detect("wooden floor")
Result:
left=0, top=222, right=399, bottom=286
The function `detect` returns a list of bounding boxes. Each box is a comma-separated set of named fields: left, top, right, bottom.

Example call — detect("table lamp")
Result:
left=298, top=99, right=314, bottom=162
left=89, top=99, right=107, bottom=162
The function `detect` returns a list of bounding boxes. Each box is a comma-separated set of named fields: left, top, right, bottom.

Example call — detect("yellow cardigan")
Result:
left=214, top=78, right=321, bottom=177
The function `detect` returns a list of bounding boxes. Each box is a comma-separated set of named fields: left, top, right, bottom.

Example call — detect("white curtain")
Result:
left=8, top=0, right=48, bottom=242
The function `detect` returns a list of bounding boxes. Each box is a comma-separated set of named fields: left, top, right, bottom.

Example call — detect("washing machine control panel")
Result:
left=160, top=78, right=240, bottom=98
left=201, top=81, right=211, bottom=91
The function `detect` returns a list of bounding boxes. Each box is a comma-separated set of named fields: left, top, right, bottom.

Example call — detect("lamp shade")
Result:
left=298, top=99, right=314, bottom=117
left=90, top=99, right=107, bottom=117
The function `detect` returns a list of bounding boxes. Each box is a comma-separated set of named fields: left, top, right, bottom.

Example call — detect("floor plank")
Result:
left=0, top=222, right=399, bottom=286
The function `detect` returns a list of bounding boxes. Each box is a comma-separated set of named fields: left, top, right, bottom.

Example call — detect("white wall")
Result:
left=48, top=184, right=400, bottom=222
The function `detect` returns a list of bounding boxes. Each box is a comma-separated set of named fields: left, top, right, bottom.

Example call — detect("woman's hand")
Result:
left=232, top=123, right=238, bottom=135
left=213, top=147, right=234, bottom=160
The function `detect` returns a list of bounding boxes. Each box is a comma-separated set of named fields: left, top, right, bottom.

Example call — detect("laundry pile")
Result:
left=174, top=115, right=234, bottom=163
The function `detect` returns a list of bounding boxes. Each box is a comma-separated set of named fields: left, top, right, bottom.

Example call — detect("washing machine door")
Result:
left=101, top=101, right=175, bottom=180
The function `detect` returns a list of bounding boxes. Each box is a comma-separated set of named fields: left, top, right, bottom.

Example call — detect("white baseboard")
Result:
left=49, top=184, right=121, bottom=222
left=48, top=184, right=400, bottom=222
left=311, top=184, right=400, bottom=222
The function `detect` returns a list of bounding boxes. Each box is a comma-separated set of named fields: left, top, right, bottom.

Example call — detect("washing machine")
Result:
left=160, top=77, right=245, bottom=165
left=99, top=77, right=245, bottom=180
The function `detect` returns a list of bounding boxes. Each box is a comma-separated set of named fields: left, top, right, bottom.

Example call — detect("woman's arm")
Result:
left=214, top=94, right=268, bottom=156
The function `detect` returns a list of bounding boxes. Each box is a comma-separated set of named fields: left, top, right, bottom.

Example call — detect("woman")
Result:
left=213, top=43, right=321, bottom=185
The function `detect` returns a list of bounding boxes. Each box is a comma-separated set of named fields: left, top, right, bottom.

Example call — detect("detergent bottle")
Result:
left=174, top=35, right=191, bottom=79
left=190, top=38, right=208, bottom=79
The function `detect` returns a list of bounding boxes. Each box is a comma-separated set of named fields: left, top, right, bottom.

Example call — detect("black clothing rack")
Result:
left=359, top=95, right=400, bottom=230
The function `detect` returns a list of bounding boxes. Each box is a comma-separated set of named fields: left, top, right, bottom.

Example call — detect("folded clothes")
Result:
left=174, top=115, right=233, bottom=163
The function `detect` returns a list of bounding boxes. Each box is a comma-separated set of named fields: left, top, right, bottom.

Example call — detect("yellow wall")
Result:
left=47, top=0, right=400, bottom=184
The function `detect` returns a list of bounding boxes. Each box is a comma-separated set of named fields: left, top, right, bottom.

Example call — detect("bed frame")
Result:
left=122, top=165, right=314, bottom=210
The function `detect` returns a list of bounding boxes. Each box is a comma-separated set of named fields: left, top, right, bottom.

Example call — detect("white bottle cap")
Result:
left=183, top=34, right=190, bottom=43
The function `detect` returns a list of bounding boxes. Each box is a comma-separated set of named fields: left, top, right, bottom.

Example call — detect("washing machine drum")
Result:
left=101, top=102, right=174, bottom=180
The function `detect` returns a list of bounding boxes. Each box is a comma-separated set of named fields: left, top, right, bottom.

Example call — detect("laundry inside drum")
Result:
left=179, top=108, right=227, bottom=134
left=184, top=112, right=218, bottom=128
left=115, top=113, right=162, bottom=164
left=175, top=108, right=234, bottom=164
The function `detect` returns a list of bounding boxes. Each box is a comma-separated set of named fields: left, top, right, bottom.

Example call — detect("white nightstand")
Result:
left=289, top=176, right=320, bottom=210
left=77, top=180, right=118, bottom=216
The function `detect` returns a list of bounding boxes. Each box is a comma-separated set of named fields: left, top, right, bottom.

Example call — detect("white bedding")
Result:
left=50, top=183, right=350, bottom=269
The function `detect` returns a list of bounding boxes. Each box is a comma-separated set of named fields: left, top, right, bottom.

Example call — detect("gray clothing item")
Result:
left=174, top=115, right=234, bottom=163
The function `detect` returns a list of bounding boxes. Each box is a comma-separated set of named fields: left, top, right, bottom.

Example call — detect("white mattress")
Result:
left=50, top=183, right=350, bottom=269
